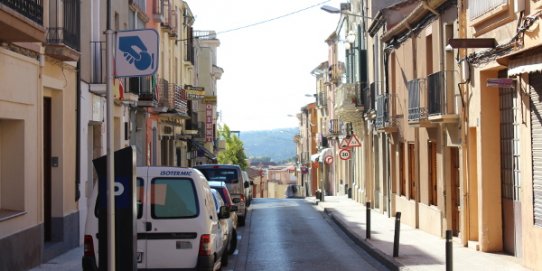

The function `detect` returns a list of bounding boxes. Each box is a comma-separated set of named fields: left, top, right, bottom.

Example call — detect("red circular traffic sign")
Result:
left=339, top=149, right=351, bottom=160
left=324, top=155, right=333, bottom=165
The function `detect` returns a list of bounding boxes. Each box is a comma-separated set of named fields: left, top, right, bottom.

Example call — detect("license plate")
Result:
left=136, top=252, right=143, bottom=263
left=176, top=241, right=192, bottom=249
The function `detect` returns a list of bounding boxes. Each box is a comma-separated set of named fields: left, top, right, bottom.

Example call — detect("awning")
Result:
left=496, top=44, right=542, bottom=76
left=189, top=140, right=216, bottom=160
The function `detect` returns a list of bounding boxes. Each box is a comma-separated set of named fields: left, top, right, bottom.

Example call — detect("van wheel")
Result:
left=228, top=230, right=237, bottom=254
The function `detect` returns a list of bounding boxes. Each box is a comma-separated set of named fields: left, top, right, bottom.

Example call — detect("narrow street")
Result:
left=225, top=198, right=390, bottom=271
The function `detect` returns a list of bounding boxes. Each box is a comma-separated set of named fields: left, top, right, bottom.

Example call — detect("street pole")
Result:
left=106, top=0, right=116, bottom=269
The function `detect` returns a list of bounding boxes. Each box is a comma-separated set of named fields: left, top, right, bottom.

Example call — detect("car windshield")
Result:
left=197, top=168, right=239, bottom=183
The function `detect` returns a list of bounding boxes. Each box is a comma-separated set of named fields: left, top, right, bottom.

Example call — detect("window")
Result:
left=151, top=178, right=198, bottom=219
left=468, top=0, right=507, bottom=21
left=428, top=141, right=437, bottom=206
left=0, top=119, right=25, bottom=220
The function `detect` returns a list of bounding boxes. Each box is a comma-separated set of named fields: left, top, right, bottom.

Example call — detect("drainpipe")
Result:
left=76, top=61, right=81, bottom=201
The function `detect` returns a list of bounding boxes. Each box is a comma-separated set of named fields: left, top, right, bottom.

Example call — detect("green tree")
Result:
left=217, top=125, right=248, bottom=169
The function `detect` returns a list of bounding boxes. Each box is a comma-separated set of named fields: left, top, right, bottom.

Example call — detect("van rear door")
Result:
left=139, top=168, right=202, bottom=269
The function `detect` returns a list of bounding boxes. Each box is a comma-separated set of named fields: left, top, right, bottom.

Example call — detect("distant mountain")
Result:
left=239, top=127, right=298, bottom=163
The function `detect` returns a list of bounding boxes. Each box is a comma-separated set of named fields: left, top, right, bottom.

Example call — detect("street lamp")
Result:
left=320, top=4, right=375, bottom=19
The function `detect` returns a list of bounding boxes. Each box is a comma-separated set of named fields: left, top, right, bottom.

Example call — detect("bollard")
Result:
left=393, top=212, right=401, bottom=257
left=446, top=230, right=453, bottom=271
left=366, top=202, right=371, bottom=239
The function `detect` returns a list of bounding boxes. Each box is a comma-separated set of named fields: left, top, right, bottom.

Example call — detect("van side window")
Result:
left=151, top=178, right=199, bottom=219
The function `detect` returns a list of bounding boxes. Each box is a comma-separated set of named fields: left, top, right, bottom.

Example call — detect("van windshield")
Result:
left=197, top=168, right=239, bottom=183
left=151, top=178, right=199, bottom=219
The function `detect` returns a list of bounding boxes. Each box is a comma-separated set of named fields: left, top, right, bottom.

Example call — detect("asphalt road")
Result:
left=224, top=198, right=390, bottom=271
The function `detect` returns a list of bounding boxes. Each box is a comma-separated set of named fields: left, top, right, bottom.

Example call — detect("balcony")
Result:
left=128, top=76, right=157, bottom=107
left=427, top=70, right=460, bottom=123
left=375, top=94, right=398, bottom=133
left=408, top=78, right=433, bottom=127
left=336, top=83, right=363, bottom=124
left=0, top=0, right=44, bottom=42
left=44, top=0, right=80, bottom=61
left=328, top=119, right=341, bottom=136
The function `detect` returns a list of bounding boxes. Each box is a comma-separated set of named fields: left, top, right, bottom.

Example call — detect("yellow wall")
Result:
left=0, top=48, right=41, bottom=238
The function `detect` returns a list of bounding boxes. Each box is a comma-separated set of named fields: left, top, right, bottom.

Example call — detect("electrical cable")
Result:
left=179, top=0, right=331, bottom=41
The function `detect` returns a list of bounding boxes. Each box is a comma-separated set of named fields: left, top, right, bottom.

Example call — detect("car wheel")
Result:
left=239, top=216, right=246, bottom=226
left=228, top=230, right=237, bottom=254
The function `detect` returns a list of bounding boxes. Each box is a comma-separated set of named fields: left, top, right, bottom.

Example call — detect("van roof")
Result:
left=194, top=164, right=241, bottom=169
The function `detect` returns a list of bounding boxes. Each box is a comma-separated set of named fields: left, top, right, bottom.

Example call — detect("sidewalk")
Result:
left=29, top=245, right=82, bottom=271
left=310, top=195, right=531, bottom=271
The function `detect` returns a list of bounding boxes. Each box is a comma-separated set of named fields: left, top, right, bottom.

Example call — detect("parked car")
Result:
left=209, top=181, right=238, bottom=254
left=194, top=164, right=249, bottom=225
left=210, top=189, right=232, bottom=266
left=242, top=171, right=253, bottom=206
left=82, top=167, right=229, bottom=271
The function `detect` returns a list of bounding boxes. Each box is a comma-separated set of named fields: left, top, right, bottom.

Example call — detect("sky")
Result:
left=187, top=0, right=341, bottom=132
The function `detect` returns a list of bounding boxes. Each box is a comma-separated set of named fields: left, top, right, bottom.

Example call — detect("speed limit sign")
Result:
left=339, top=149, right=351, bottom=160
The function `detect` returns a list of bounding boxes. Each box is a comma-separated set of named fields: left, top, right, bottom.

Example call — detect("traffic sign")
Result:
left=324, top=155, right=333, bottom=165
left=339, top=149, right=351, bottom=160
left=340, top=138, right=351, bottom=149
left=115, top=29, right=159, bottom=77
left=348, top=134, right=361, bottom=147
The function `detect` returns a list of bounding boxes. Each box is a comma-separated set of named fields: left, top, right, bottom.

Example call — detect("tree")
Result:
left=217, top=124, right=248, bottom=170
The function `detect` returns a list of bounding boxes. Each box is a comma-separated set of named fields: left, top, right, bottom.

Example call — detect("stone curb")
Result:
left=323, top=207, right=406, bottom=271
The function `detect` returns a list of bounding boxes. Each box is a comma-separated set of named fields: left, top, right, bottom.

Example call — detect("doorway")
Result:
left=450, top=147, right=460, bottom=236
left=43, top=97, right=52, bottom=242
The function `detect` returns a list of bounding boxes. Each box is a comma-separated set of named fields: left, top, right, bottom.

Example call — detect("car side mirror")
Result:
left=230, top=205, right=238, bottom=212
left=244, top=181, right=249, bottom=188
left=218, top=206, right=230, bottom=219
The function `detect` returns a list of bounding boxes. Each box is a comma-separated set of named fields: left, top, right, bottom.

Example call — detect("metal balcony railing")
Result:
left=174, top=86, right=188, bottom=114
left=375, top=94, right=389, bottom=129
left=46, top=0, right=80, bottom=50
left=427, top=70, right=457, bottom=117
left=157, top=78, right=170, bottom=108
left=128, top=76, right=155, bottom=104
left=408, top=78, right=427, bottom=122
left=329, top=119, right=341, bottom=135
left=90, top=41, right=106, bottom=84
left=46, top=27, right=79, bottom=50
left=1, top=0, right=43, bottom=25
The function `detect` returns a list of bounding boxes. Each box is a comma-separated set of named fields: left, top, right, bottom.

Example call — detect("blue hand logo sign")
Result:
left=119, top=36, right=154, bottom=71
left=115, top=29, right=159, bottom=77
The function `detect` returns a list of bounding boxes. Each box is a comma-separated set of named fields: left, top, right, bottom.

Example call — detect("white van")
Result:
left=82, top=167, right=229, bottom=271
